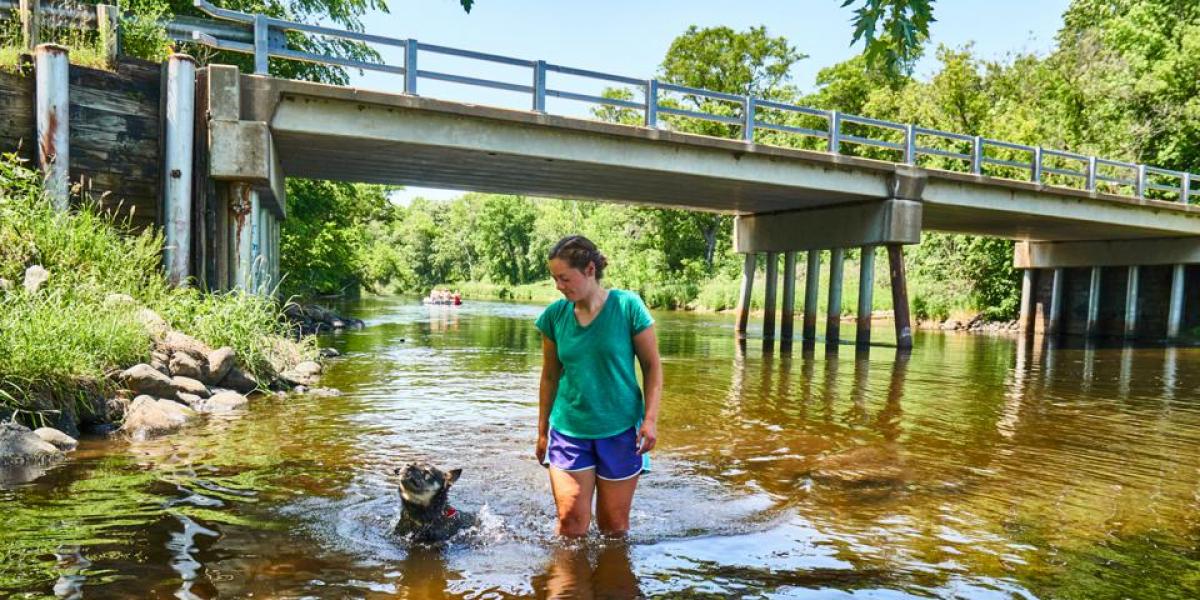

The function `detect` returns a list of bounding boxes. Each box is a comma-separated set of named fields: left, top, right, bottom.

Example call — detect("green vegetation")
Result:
left=0, top=153, right=310, bottom=419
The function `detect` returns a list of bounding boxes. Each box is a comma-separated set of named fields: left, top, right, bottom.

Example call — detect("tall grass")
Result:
left=0, top=152, right=312, bottom=417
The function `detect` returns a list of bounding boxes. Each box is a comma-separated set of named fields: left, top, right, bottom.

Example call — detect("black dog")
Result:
left=393, top=463, right=474, bottom=543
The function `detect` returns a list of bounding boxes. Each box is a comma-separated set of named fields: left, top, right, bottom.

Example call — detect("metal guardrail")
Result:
left=7, top=0, right=1198, bottom=205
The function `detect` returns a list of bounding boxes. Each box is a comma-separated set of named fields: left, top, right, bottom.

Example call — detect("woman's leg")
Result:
left=549, top=467, right=596, bottom=537
left=594, top=475, right=638, bottom=535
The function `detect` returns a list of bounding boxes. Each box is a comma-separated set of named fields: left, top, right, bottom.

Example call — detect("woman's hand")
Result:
left=535, top=432, right=549, bottom=465
left=637, top=420, right=657, bottom=455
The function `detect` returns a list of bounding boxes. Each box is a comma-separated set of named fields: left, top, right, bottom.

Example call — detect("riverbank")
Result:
left=0, top=153, right=329, bottom=471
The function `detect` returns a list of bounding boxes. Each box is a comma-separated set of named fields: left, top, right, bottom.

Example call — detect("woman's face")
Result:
left=549, top=258, right=595, bottom=302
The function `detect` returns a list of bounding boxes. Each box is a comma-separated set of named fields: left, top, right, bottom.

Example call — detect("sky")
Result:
left=338, top=0, right=1073, bottom=203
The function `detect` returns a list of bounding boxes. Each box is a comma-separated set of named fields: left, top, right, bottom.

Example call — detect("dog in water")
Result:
left=393, top=463, right=474, bottom=543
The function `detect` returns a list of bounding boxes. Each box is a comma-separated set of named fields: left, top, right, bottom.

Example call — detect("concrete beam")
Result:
left=734, top=199, right=922, bottom=253
left=1015, top=238, right=1200, bottom=268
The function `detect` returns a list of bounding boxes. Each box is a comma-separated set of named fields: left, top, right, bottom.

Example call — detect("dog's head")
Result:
left=394, top=463, right=462, bottom=508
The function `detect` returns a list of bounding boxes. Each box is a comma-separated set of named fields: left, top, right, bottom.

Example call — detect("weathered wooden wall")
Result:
left=0, top=57, right=162, bottom=232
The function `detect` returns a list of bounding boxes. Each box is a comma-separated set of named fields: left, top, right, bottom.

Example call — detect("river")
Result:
left=3, top=296, right=1200, bottom=599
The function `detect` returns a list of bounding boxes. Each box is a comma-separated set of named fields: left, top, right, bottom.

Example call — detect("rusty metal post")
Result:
left=856, top=245, right=875, bottom=347
left=1019, top=268, right=1036, bottom=333
left=826, top=248, right=845, bottom=348
left=887, top=245, right=913, bottom=350
left=164, top=54, right=197, bottom=286
left=735, top=253, right=756, bottom=337
left=781, top=252, right=797, bottom=341
left=35, top=44, right=68, bottom=210
left=763, top=252, right=778, bottom=340
left=231, top=184, right=255, bottom=290
left=20, top=0, right=40, bottom=50
left=802, top=250, right=821, bottom=342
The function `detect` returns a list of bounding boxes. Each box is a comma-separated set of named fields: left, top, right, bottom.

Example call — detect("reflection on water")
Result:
left=3, top=297, right=1200, bottom=598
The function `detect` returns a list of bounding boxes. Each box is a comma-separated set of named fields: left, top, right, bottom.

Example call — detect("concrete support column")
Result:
left=1125, top=266, right=1140, bottom=338
left=1168, top=263, right=1186, bottom=338
left=856, top=246, right=875, bottom=347
left=164, top=54, right=197, bottom=286
left=34, top=44, right=69, bottom=210
left=826, top=248, right=845, bottom=348
left=763, top=252, right=779, bottom=340
left=735, top=253, right=756, bottom=336
left=781, top=252, right=797, bottom=341
left=1086, top=267, right=1101, bottom=337
left=1020, top=269, right=1036, bottom=333
left=1048, top=268, right=1064, bottom=335
left=887, top=245, right=913, bottom=350
left=802, top=250, right=821, bottom=342
left=232, top=184, right=256, bottom=291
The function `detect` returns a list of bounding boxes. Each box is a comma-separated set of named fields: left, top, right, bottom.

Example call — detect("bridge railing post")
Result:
left=1032, top=146, right=1043, bottom=184
left=904, top=124, right=916, bottom=165
left=1136, top=164, right=1147, bottom=200
left=1184, top=174, right=1192, bottom=204
left=532, top=60, right=546, bottom=112
left=644, top=79, right=658, bottom=128
left=743, top=96, right=755, bottom=142
left=253, top=14, right=269, bottom=75
left=404, top=39, right=418, bottom=95
left=828, top=110, right=841, bottom=153
left=1087, top=156, right=1097, bottom=191
left=971, top=136, right=983, bottom=174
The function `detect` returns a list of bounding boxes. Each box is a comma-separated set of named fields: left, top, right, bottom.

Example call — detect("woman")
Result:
left=534, top=235, right=663, bottom=537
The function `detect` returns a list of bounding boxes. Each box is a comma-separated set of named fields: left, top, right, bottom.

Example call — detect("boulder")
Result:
left=294, top=361, right=322, bottom=377
left=196, top=391, right=249, bottom=413
left=23, top=265, right=49, bottom=294
left=0, top=278, right=11, bottom=291
left=0, top=421, right=62, bottom=466
left=137, top=308, right=171, bottom=340
left=308, top=387, right=342, bottom=398
left=280, top=369, right=318, bottom=387
left=808, top=445, right=907, bottom=487
left=150, top=351, right=171, bottom=376
left=120, top=396, right=196, bottom=440
left=204, top=347, right=237, bottom=385
left=103, top=293, right=136, bottom=306
left=33, top=427, right=77, bottom=451
left=218, top=367, right=258, bottom=394
left=176, top=393, right=203, bottom=408
left=318, top=348, right=341, bottom=358
left=121, top=364, right=178, bottom=398
left=169, top=353, right=204, bottom=381
left=171, top=376, right=211, bottom=398
left=158, top=331, right=212, bottom=361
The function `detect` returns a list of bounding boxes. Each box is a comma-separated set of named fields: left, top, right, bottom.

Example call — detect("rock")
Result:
left=809, top=445, right=907, bottom=486
left=218, top=367, right=258, bottom=394
left=941, top=320, right=963, bottom=331
left=292, top=385, right=308, bottom=394
left=280, top=370, right=318, bottom=387
left=318, top=348, right=340, bottom=358
left=121, top=364, right=178, bottom=398
left=308, top=387, right=342, bottom=398
left=196, top=391, right=248, bottom=413
left=204, top=347, right=237, bottom=385
left=150, top=351, right=171, bottom=376
left=294, top=361, right=322, bottom=377
left=169, top=353, right=204, bottom=380
left=0, top=278, right=11, bottom=291
left=0, top=421, right=62, bottom=466
left=137, top=308, right=171, bottom=340
left=120, top=396, right=196, bottom=440
left=171, top=376, right=211, bottom=398
left=105, top=397, right=130, bottom=422
left=33, top=427, right=77, bottom=451
left=104, top=293, right=136, bottom=306
left=331, top=319, right=346, bottom=329
left=158, top=331, right=212, bottom=361
left=23, top=265, right=49, bottom=294
left=176, top=393, right=203, bottom=407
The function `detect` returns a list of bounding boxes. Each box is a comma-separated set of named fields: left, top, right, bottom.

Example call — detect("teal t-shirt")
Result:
left=534, top=289, right=655, bottom=439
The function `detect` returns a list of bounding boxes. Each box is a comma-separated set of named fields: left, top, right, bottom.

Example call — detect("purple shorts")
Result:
left=544, top=427, right=650, bottom=481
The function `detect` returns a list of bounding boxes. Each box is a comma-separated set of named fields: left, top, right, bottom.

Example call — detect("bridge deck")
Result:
left=240, top=75, right=1200, bottom=242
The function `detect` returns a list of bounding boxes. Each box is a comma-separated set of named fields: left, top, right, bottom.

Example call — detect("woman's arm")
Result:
left=633, top=325, right=662, bottom=454
left=536, top=334, right=562, bottom=463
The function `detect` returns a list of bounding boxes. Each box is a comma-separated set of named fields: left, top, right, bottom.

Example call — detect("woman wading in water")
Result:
left=535, top=235, right=663, bottom=537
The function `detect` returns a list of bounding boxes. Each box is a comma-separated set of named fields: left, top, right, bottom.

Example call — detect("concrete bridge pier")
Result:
left=1015, top=238, right=1200, bottom=341
left=734, top=181, right=923, bottom=350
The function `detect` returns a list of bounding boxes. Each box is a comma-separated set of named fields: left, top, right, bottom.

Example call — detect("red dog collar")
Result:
left=445, top=507, right=458, bottom=518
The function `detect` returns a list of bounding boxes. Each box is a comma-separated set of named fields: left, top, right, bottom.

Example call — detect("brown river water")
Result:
left=3, top=296, right=1200, bottom=599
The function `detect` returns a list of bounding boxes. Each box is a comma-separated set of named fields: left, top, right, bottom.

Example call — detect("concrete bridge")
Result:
left=19, top=2, right=1200, bottom=350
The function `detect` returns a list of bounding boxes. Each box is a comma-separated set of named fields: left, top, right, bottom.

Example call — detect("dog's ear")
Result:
left=446, top=468, right=462, bottom=486
left=393, top=467, right=403, bottom=476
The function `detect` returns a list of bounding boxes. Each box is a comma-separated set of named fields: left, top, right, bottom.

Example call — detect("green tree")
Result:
left=842, top=0, right=936, bottom=76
